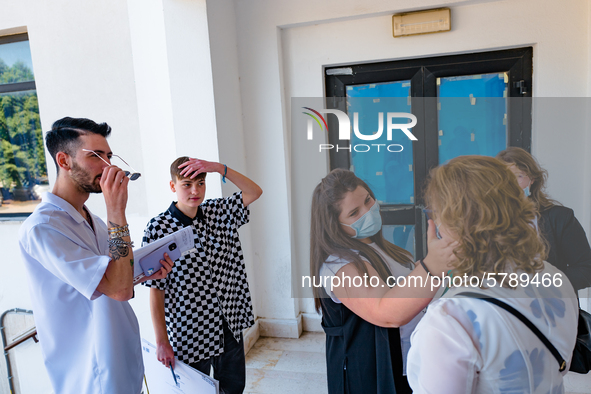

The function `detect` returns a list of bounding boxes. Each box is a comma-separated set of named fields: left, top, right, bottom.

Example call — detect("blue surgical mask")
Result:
left=342, top=201, right=382, bottom=239
left=523, top=186, right=531, bottom=197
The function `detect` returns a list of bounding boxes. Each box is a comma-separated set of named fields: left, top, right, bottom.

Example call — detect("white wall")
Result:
left=206, top=0, right=259, bottom=319
left=0, top=0, right=144, bottom=280
left=1, top=0, right=591, bottom=391
left=126, top=0, right=222, bottom=215
left=229, top=0, right=591, bottom=318
left=0, top=0, right=230, bottom=391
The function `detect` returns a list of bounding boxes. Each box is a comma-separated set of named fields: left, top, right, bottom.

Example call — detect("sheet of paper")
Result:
left=133, top=226, right=195, bottom=283
left=142, top=338, right=219, bottom=394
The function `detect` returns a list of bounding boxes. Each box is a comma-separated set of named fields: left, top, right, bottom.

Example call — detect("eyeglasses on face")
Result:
left=81, top=149, right=142, bottom=181
left=422, top=208, right=442, bottom=240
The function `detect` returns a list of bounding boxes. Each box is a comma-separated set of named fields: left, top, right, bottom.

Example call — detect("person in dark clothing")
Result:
left=309, top=169, right=457, bottom=394
left=497, top=147, right=591, bottom=291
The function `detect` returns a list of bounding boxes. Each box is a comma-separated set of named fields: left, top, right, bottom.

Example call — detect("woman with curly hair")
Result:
left=406, top=156, right=578, bottom=394
left=496, top=146, right=591, bottom=291
left=310, top=168, right=457, bottom=394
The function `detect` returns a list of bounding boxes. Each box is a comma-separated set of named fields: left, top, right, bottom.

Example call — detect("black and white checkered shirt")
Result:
left=142, top=192, right=255, bottom=364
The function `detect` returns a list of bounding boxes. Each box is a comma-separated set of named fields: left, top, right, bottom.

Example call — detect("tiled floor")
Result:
left=245, top=332, right=328, bottom=394
left=244, top=331, right=591, bottom=394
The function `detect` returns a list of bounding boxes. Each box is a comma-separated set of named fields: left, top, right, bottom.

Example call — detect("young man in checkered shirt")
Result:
left=142, top=156, right=262, bottom=394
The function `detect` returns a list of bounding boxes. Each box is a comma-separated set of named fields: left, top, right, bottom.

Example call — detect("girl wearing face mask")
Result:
left=496, top=147, right=591, bottom=292
left=310, top=169, right=457, bottom=394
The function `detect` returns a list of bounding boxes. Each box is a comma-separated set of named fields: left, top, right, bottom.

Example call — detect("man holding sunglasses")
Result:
left=19, top=117, right=174, bottom=394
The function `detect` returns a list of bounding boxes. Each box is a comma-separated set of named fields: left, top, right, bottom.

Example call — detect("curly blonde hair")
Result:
left=425, top=156, right=546, bottom=282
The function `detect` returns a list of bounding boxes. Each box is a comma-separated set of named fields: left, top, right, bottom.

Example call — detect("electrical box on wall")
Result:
left=392, top=8, right=451, bottom=37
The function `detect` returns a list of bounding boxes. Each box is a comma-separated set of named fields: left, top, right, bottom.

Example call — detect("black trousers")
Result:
left=189, top=319, right=246, bottom=394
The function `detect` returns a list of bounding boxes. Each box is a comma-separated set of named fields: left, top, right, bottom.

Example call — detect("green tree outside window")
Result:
left=0, top=58, right=47, bottom=204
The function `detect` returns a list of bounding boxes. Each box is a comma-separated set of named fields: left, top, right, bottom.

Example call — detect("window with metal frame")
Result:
left=325, top=47, right=533, bottom=259
left=0, top=33, right=47, bottom=218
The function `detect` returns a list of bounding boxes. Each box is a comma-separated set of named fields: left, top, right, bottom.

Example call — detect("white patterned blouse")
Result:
left=407, top=261, right=578, bottom=394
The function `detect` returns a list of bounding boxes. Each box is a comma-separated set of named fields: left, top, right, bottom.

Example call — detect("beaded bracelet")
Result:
left=222, top=164, right=227, bottom=184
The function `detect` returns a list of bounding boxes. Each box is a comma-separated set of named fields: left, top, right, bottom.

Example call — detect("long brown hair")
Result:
left=496, top=147, right=560, bottom=211
left=310, top=168, right=414, bottom=312
left=425, top=156, right=546, bottom=283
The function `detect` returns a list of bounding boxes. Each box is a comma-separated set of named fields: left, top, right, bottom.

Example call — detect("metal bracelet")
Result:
left=108, top=224, right=129, bottom=233
left=108, top=238, right=134, bottom=248
left=109, top=229, right=130, bottom=239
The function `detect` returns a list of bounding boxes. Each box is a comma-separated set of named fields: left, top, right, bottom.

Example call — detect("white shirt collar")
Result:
left=41, top=192, right=89, bottom=224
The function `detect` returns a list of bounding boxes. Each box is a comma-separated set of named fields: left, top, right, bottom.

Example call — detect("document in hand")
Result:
left=132, top=226, right=194, bottom=284
left=142, top=338, right=219, bottom=394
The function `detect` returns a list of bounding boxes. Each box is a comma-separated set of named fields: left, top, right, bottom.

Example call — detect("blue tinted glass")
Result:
left=346, top=81, right=414, bottom=204
left=382, top=224, right=415, bottom=257
left=437, top=73, right=507, bottom=164
left=0, top=40, right=35, bottom=85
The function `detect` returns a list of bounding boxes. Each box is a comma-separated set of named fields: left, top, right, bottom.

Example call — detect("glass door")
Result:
left=346, top=81, right=416, bottom=256
left=437, top=73, right=508, bottom=163
left=325, top=47, right=532, bottom=259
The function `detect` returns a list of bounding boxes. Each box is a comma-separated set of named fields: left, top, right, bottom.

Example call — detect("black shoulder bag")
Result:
left=570, top=306, right=591, bottom=373
left=458, top=292, right=591, bottom=373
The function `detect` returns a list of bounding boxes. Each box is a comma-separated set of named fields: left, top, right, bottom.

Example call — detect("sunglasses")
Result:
left=81, top=149, right=142, bottom=181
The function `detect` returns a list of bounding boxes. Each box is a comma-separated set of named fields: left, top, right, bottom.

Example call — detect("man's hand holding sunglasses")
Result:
left=101, top=165, right=130, bottom=218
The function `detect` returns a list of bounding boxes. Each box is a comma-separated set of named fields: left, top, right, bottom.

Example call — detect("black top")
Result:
left=321, top=295, right=411, bottom=394
left=169, top=201, right=205, bottom=225
left=539, top=205, right=591, bottom=291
